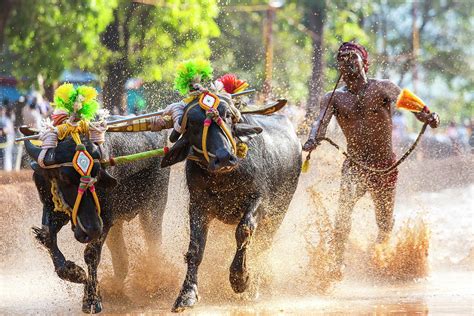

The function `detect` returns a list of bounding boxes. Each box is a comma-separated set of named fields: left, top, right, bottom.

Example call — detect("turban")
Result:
left=337, top=42, right=369, bottom=72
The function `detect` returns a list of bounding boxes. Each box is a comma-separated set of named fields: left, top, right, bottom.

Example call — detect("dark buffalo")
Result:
left=161, top=99, right=302, bottom=312
left=25, top=131, right=170, bottom=313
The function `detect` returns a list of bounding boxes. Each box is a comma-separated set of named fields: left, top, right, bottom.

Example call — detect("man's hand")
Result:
left=427, top=112, right=440, bottom=128
left=303, top=138, right=320, bottom=152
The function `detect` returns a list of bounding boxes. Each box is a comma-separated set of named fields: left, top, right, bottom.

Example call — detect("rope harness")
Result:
left=317, top=122, right=428, bottom=175
left=38, top=120, right=102, bottom=226
left=179, top=93, right=243, bottom=163
left=50, top=178, right=72, bottom=216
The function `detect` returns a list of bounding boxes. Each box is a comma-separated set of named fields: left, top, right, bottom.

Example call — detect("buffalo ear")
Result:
left=161, top=137, right=190, bottom=168
left=234, top=123, right=263, bottom=142
left=97, top=169, right=118, bottom=189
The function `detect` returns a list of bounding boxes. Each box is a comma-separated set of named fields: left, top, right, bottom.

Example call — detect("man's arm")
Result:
left=384, top=80, right=440, bottom=129
left=303, top=93, right=333, bottom=151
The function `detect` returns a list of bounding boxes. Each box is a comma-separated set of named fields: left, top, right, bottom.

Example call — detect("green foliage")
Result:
left=212, top=0, right=314, bottom=103
left=363, top=0, right=473, bottom=122
left=4, top=0, right=219, bottom=97
left=122, top=0, right=220, bottom=82
left=5, top=0, right=116, bottom=87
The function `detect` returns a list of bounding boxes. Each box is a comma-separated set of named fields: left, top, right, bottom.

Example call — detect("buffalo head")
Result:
left=161, top=100, right=262, bottom=173
left=25, top=138, right=117, bottom=243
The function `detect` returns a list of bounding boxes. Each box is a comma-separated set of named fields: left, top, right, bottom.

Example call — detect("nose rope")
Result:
left=57, top=121, right=102, bottom=227
left=71, top=175, right=101, bottom=226
left=201, top=108, right=237, bottom=162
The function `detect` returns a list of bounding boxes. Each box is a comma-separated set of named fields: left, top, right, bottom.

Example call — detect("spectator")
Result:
left=14, top=95, right=27, bottom=127
left=0, top=104, right=14, bottom=171
left=22, top=97, right=42, bottom=129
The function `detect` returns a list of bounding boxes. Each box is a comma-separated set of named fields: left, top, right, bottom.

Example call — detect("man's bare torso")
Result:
left=331, top=79, right=397, bottom=163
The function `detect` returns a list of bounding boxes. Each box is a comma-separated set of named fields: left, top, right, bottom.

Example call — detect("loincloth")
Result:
left=344, top=153, right=398, bottom=191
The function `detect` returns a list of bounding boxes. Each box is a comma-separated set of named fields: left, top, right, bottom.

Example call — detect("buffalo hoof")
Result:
left=82, top=296, right=103, bottom=314
left=229, top=268, right=250, bottom=294
left=32, top=226, right=49, bottom=248
left=56, top=261, right=87, bottom=284
left=171, top=284, right=199, bottom=313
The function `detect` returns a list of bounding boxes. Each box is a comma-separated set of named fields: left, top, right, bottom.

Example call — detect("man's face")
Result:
left=337, top=50, right=365, bottom=79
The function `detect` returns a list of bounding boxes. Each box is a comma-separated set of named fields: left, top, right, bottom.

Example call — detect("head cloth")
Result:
left=337, top=42, right=369, bottom=72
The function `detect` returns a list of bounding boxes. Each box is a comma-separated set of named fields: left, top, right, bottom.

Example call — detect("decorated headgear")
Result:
left=53, top=83, right=100, bottom=121
left=217, top=74, right=249, bottom=94
left=174, top=59, right=213, bottom=95
left=337, top=42, right=369, bottom=72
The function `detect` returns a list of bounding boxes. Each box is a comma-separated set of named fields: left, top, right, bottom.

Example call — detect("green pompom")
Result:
left=174, top=59, right=213, bottom=95
left=79, top=100, right=100, bottom=121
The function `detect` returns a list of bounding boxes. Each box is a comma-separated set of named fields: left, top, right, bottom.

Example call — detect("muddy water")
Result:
left=0, top=154, right=473, bottom=314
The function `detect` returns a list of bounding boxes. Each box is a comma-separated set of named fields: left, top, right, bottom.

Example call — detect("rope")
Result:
left=149, top=116, right=173, bottom=131
left=50, top=178, right=72, bottom=216
left=39, top=130, right=58, bottom=149
left=88, top=121, right=107, bottom=144
left=71, top=175, right=99, bottom=226
left=317, top=122, right=428, bottom=174
left=56, top=120, right=89, bottom=144
left=201, top=108, right=237, bottom=162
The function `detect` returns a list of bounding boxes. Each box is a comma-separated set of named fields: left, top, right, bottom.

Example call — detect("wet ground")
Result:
left=0, top=153, right=473, bottom=314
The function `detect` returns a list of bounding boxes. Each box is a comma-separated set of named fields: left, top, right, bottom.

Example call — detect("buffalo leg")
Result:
left=32, top=209, right=87, bottom=284
left=32, top=172, right=87, bottom=284
left=82, top=226, right=110, bottom=314
left=139, top=202, right=166, bottom=257
left=172, top=204, right=210, bottom=312
left=105, top=220, right=128, bottom=289
left=229, top=195, right=261, bottom=293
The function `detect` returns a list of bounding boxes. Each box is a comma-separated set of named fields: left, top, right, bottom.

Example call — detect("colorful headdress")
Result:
left=53, top=83, right=100, bottom=121
left=174, top=59, right=213, bottom=95
left=217, top=74, right=249, bottom=94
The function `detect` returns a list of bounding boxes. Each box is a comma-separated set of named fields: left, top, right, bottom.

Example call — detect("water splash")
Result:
left=305, top=185, right=430, bottom=287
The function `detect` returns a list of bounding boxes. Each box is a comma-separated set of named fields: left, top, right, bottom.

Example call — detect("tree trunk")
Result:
left=101, top=4, right=137, bottom=114
left=302, top=1, right=326, bottom=133
left=103, top=58, right=128, bottom=114
left=0, top=0, right=14, bottom=48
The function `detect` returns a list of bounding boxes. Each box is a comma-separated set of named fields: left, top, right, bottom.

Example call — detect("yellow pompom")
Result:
left=301, top=158, right=310, bottom=173
left=55, top=83, right=74, bottom=101
left=77, top=86, right=98, bottom=102
left=236, top=142, right=248, bottom=158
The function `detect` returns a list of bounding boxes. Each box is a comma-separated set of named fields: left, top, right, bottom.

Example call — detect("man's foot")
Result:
left=328, top=263, right=344, bottom=282
left=376, top=232, right=390, bottom=244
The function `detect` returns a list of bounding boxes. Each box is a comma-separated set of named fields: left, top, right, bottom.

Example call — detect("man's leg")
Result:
left=331, top=164, right=366, bottom=277
left=370, top=186, right=396, bottom=244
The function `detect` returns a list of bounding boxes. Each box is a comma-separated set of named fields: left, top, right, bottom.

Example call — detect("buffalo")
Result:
left=161, top=97, right=302, bottom=312
left=24, top=131, right=170, bottom=313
